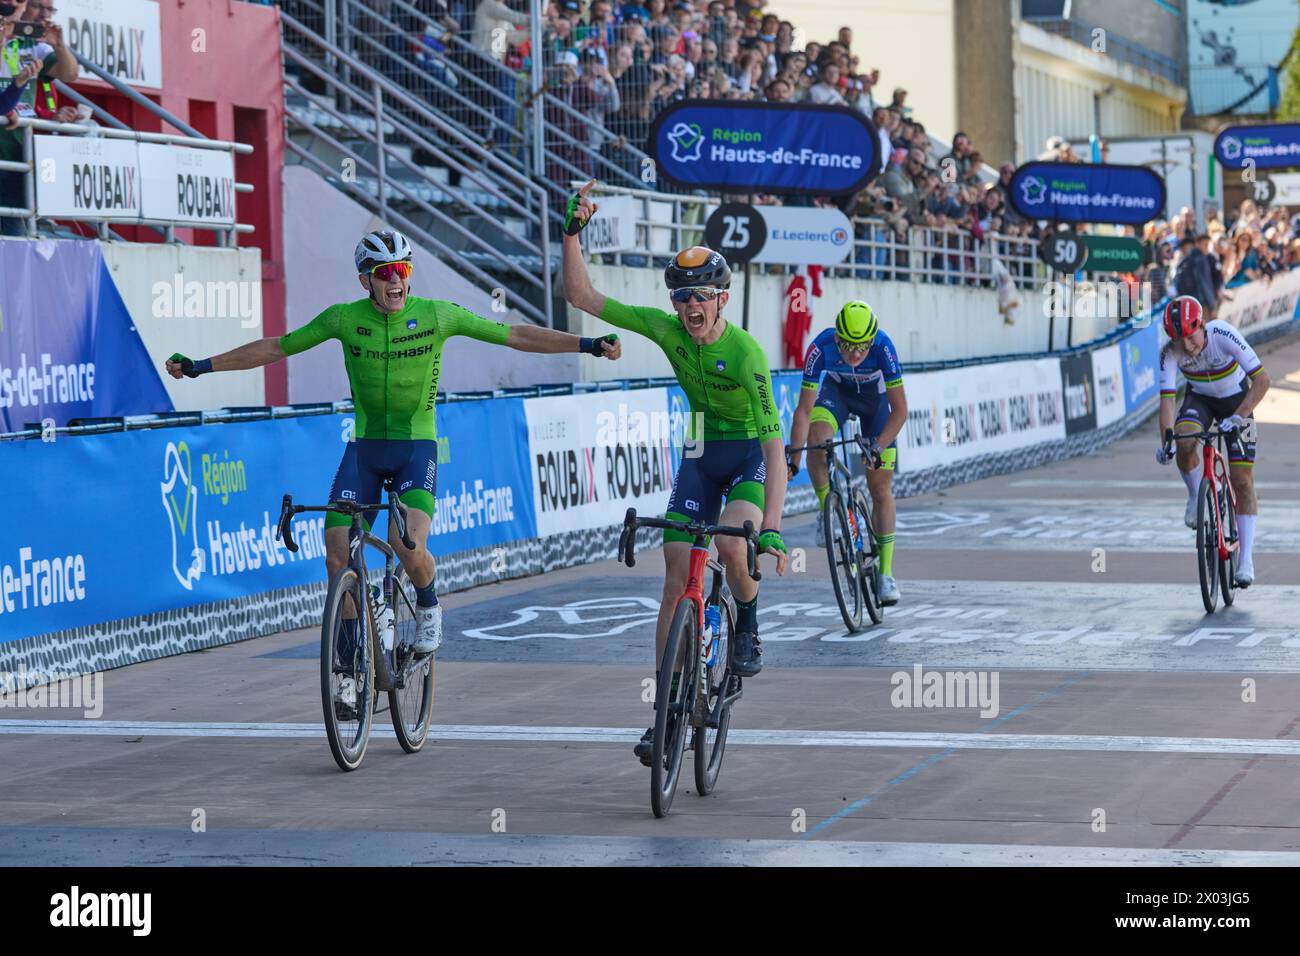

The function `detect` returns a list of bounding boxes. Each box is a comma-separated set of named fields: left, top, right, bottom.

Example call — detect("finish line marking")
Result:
left=4, top=720, right=1300, bottom=756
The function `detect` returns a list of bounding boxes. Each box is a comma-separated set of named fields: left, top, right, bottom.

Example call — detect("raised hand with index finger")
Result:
left=563, top=179, right=599, bottom=236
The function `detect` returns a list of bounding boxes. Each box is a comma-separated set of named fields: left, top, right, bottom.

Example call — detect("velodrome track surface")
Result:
left=3, top=338, right=1300, bottom=867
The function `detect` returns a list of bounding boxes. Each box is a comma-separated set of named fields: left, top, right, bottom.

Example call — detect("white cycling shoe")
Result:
left=879, top=575, right=900, bottom=606
left=1184, top=497, right=1198, bottom=529
left=815, top=515, right=826, bottom=548
left=1234, top=557, right=1255, bottom=587
left=334, top=676, right=358, bottom=720
left=412, top=605, right=443, bottom=656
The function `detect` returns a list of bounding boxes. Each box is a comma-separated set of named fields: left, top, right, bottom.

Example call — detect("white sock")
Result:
left=1237, top=514, right=1256, bottom=564
left=1180, top=468, right=1199, bottom=500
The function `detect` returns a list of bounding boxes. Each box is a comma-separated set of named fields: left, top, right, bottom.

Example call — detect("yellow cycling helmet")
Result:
left=835, top=300, right=878, bottom=345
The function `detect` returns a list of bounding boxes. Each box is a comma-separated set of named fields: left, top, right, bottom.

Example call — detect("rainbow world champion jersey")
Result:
left=1159, top=319, right=1262, bottom=401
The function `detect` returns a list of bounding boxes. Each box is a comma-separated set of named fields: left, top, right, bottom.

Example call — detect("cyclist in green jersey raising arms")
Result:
left=561, top=180, right=789, bottom=765
left=167, top=229, right=620, bottom=660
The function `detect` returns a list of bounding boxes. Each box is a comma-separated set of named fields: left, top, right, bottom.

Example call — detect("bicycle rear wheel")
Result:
left=389, top=566, right=435, bottom=753
left=321, top=568, right=375, bottom=771
left=1196, top=478, right=1219, bottom=614
left=851, top=488, right=883, bottom=625
left=1218, top=466, right=1239, bottom=607
left=824, top=490, right=863, bottom=632
left=694, top=595, right=734, bottom=796
left=652, top=598, right=698, bottom=818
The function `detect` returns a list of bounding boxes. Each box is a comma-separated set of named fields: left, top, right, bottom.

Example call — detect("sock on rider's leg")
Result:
left=875, top=532, right=895, bottom=577
left=735, top=596, right=758, bottom=634
left=1237, top=514, right=1256, bottom=563
left=814, top=483, right=828, bottom=509
left=416, top=578, right=439, bottom=608
left=1180, top=468, right=1199, bottom=500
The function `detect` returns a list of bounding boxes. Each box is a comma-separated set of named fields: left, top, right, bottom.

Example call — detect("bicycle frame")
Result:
left=618, top=510, right=760, bottom=724
left=277, top=488, right=417, bottom=692
left=1171, top=428, right=1241, bottom=563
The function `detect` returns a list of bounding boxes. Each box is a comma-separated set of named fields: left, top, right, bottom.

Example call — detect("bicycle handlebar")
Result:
left=618, top=508, right=767, bottom=581
left=1164, top=426, right=1248, bottom=456
left=275, top=491, right=415, bottom=554
left=786, top=435, right=880, bottom=476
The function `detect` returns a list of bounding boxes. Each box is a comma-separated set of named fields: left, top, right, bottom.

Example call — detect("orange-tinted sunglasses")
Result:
left=369, top=261, right=413, bottom=281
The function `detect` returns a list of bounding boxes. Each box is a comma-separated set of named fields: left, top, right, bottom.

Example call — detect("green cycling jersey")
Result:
left=599, top=297, right=781, bottom=442
left=280, top=296, right=509, bottom=440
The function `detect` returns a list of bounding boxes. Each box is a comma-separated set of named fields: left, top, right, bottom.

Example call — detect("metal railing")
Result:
left=583, top=183, right=1046, bottom=290
left=281, top=0, right=650, bottom=226
left=0, top=118, right=254, bottom=242
left=1024, top=16, right=1185, bottom=86
left=281, top=10, right=554, bottom=326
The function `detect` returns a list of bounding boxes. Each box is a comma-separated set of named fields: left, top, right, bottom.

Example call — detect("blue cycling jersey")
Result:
left=801, top=327, right=903, bottom=400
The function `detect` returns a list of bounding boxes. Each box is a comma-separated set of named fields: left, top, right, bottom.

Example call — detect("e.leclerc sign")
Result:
left=1214, top=122, right=1300, bottom=171
left=1008, top=161, right=1165, bottom=227
left=648, top=100, right=878, bottom=196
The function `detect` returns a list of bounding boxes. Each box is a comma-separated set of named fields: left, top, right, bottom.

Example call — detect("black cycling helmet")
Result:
left=664, top=246, right=732, bottom=290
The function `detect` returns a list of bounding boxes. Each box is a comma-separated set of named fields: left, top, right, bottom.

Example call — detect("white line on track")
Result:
left=5, top=719, right=1300, bottom=755
left=1008, top=478, right=1300, bottom=490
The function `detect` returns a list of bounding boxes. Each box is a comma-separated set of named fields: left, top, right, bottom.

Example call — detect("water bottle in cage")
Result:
left=703, top=604, right=721, bottom=667
left=370, top=583, right=395, bottom=653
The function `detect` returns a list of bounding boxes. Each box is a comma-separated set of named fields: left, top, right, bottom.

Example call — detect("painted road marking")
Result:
left=5, top=719, right=1300, bottom=755
left=1008, top=479, right=1300, bottom=490
left=3, top=827, right=1299, bottom=867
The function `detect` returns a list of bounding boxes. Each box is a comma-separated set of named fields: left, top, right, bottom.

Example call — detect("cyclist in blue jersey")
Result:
left=787, top=301, right=908, bottom=605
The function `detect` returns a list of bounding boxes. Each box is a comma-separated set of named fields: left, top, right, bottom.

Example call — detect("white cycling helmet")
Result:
left=354, top=229, right=413, bottom=273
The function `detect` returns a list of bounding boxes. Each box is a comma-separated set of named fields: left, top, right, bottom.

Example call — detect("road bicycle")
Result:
left=1163, top=426, right=1248, bottom=614
left=787, top=434, right=883, bottom=632
left=617, top=509, right=764, bottom=818
left=277, top=485, right=435, bottom=771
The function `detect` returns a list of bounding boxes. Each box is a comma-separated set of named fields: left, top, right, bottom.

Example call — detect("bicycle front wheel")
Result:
left=652, top=598, right=698, bottom=818
left=1196, top=478, right=1219, bottom=614
left=851, top=487, right=883, bottom=625
left=1218, top=465, right=1239, bottom=607
left=321, top=568, right=375, bottom=771
left=389, top=566, right=435, bottom=753
left=824, top=491, right=863, bottom=632
left=694, top=595, right=734, bottom=797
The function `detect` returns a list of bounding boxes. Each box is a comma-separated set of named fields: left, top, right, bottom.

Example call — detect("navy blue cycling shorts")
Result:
left=664, top=438, right=766, bottom=542
left=326, top=439, right=438, bottom=529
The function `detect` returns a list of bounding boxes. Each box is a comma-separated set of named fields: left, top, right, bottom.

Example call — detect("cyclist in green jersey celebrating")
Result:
left=561, top=180, right=789, bottom=765
left=166, top=229, right=620, bottom=661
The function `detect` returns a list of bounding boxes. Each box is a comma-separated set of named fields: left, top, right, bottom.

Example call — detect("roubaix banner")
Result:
left=32, top=137, right=237, bottom=225
left=1008, top=161, right=1166, bottom=226
left=1214, top=122, right=1300, bottom=171
left=524, top=389, right=675, bottom=537
left=896, top=358, right=1066, bottom=472
left=0, top=238, right=171, bottom=431
left=139, top=144, right=236, bottom=226
left=1216, top=265, right=1300, bottom=336
left=33, top=136, right=141, bottom=220
left=53, top=0, right=164, bottom=90
left=648, top=100, right=877, bottom=196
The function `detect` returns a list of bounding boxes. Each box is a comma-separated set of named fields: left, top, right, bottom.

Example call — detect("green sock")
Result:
left=814, top=483, right=829, bottom=509
left=875, top=532, right=895, bottom=577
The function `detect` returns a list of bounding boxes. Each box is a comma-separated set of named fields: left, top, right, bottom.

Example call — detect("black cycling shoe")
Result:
left=634, top=727, right=654, bottom=766
left=732, top=630, right=762, bottom=676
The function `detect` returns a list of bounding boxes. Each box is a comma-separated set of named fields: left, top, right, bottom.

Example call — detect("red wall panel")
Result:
left=69, top=0, right=288, bottom=404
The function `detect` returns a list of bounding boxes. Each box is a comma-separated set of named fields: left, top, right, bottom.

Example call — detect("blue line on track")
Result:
left=803, top=670, right=1093, bottom=839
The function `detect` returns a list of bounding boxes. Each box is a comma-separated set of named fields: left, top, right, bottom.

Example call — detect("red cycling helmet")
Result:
left=1163, top=295, right=1204, bottom=340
